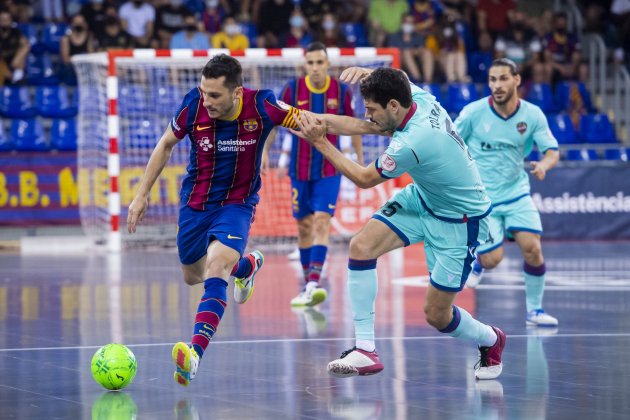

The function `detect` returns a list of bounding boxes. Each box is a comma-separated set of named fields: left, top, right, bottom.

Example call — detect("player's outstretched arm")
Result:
left=291, top=113, right=385, bottom=189
left=530, top=149, right=559, bottom=181
left=312, top=112, right=383, bottom=136
left=127, top=125, right=182, bottom=233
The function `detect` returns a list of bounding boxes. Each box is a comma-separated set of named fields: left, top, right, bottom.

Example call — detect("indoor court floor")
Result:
left=1, top=241, right=629, bottom=419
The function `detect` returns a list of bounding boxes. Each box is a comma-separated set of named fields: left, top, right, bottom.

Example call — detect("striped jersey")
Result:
left=280, top=75, right=355, bottom=180
left=171, top=87, right=299, bottom=210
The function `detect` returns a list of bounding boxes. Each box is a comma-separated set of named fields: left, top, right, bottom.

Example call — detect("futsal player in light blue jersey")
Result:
left=455, top=58, right=560, bottom=327
left=292, top=67, right=506, bottom=380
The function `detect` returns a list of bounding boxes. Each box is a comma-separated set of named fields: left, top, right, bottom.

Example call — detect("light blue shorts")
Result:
left=476, top=194, right=542, bottom=254
left=373, top=184, right=490, bottom=292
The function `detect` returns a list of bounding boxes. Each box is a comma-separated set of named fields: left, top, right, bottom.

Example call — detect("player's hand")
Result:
left=530, top=161, right=547, bottom=180
left=261, top=150, right=270, bottom=176
left=340, top=67, right=373, bottom=84
left=289, top=112, right=327, bottom=145
left=127, top=195, right=149, bottom=233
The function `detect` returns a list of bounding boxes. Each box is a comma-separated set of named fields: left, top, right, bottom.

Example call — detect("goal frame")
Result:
left=104, top=48, right=400, bottom=252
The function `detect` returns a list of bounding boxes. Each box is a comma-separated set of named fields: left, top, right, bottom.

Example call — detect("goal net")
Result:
left=71, top=49, right=399, bottom=250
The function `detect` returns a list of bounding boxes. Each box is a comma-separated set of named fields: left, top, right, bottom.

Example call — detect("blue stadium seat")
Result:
left=603, top=148, right=628, bottom=161
left=50, top=118, right=77, bottom=151
left=527, top=150, right=541, bottom=161
left=579, top=113, right=616, bottom=143
left=36, top=86, right=77, bottom=118
left=0, top=86, right=37, bottom=118
left=547, top=113, right=578, bottom=144
left=240, top=22, right=258, bottom=47
left=554, top=81, right=595, bottom=113
left=26, top=53, right=59, bottom=86
left=18, top=23, right=44, bottom=54
left=526, top=83, right=554, bottom=113
left=0, top=122, right=11, bottom=151
left=482, top=85, right=491, bottom=97
left=565, top=148, right=598, bottom=161
left=154, top=85, right=181, bottom=116
left=41, top=22, right=67, bottom=54
left=468, top=52, right=493, bottom=84
left=341, top=23, right=369, bottom=47
left=10, top=118, right=49, bottom=151
left=419, top=83, right=442, bottom=103
left=446, top=83, right=479, bottom=114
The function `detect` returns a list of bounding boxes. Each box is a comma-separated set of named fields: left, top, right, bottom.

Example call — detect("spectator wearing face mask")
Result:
left=154, top=0, right=192, bottom=49
left=317, top=12, right=347, bottom=48
left=170, top=12, right=210, bottom=49
left=200, top=0, right=227, bottom=34
left=60, top=14, right=95, bottom=85
left=211, top=15, right=248, bottom=50
left=301, top=0, right=335, bottom=32
left=0, top=8, right=29, bottom=85
left=255, top=0, right=293, bottom=48
left=119, top=0, right=155, bottom=48
left=279, top=8, right=313, bottom=48
left=387, top=14, right=434, bottom=83
left=368, top=0, right=410, bottom=47
left=433, top=18, right=468, bottom=83
left=98, top=13, right=134, bottom=50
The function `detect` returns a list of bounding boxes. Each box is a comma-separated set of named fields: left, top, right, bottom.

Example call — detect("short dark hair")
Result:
left=201, top=54, right=243, bottom=90
left=360, top=68, right=412, bottom=109
left=305, top=42, right=327, bottom=55
left=490, top=58, right=519, bottom=76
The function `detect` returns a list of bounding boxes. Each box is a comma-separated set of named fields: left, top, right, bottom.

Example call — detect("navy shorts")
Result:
left=176, top=203, right=255, bottom=265
left=290, top=175, right=341, bottom=219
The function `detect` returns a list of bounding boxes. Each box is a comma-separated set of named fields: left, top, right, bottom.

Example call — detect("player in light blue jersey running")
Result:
left=292, top=67, right=506, bottom=380
left=455, top=58, right=560, bottom=327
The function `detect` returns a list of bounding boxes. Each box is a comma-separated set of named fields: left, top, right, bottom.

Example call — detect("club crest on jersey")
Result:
left=243, top=119, right=258, bottom=131
left=327, top=98, right=338, bottom=109
left=197, top=136, right=213, bottom=152
left=381, top=153, right=397, bottom=172
left=517, top=121, right=527, bottom=134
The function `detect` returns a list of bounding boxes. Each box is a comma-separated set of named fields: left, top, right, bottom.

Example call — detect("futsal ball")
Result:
left=91, top=343, right=137, bottom=390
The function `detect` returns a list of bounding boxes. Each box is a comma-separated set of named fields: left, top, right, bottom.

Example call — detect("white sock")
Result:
left=356, top=339, right=375, bottom=352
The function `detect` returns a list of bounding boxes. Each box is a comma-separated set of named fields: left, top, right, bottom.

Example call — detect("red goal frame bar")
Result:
left=105, top=48, right=400, bottom=251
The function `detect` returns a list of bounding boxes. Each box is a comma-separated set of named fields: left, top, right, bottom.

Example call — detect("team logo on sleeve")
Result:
left=516, top=121, right=528, bottom=134
left=381, top=153, right=397, bottom=172
left=243, top=119, right=258, bottom=131
left=171, top=118, right=180, bottom=132
left=276, top=100, right=291, bottom=110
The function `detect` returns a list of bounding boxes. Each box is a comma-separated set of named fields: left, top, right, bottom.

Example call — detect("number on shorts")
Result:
left=382, top=201, right=402, bottom=217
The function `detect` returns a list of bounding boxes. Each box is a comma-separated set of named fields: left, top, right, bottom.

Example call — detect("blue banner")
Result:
left=530, top=163, right=630, bottom=240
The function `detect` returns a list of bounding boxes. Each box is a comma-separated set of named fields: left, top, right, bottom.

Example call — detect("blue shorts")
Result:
left=476, top=194, right=542, bottom=254
left=290, top=175, right=341, bottom=219
left=176, top=203, right=255, bottom=265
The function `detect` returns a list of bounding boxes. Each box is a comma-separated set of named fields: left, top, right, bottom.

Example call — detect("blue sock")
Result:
left=191, top=277, right=227, bottom=359
left=308, top=245, right=327, bottom=283
left=524, top=262, right=546, bottom=312
left=439, top=306, right=497, bottom=347
left=299, top=247, right=311, bottom=281
left=231, top=254, right=253, bottom=278
left=348, top=259, right=378, bottom=346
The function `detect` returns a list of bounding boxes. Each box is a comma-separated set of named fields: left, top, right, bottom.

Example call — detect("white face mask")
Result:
left=206, top=0, right=219, bottom=8
left=290, top=16, right=305, bottom=28
left=402, top=23, right=414, bottom=34
left=322, top=20, right=335, bottom=31
left=443, top=27, right=454, bottom=37
left=225, top=24, right=240, bottom=35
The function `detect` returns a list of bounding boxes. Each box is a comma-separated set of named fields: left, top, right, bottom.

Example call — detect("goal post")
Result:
left=72, top=48, right=400, bottom=252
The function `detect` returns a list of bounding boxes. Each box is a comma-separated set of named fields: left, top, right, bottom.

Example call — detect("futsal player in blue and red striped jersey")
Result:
left=263, top=42, right=363, bottom=307
left=127, top=54, right=302, bottom=387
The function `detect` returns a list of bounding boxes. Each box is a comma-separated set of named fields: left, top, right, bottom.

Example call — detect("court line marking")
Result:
left=391, top=276, right=630, bottom=290
left=2, top=332, right=630, bottom=353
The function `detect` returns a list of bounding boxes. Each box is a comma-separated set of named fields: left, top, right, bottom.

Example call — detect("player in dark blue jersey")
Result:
left=127, top=54, right=301, bottom=387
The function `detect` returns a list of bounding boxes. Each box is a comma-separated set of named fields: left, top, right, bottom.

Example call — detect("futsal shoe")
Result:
left=327, top=346, right=384, bottom=378
left=475, top=327, right=506, bottom=380
left=526, top=309, right=558, bottom=327
left=290, top=281, right=327, bottom=307
left=172, top=342, right=199, bottom=387
left=233, top=250, right=264, bottom=304
left=466, top=259, right=484, bottom=288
